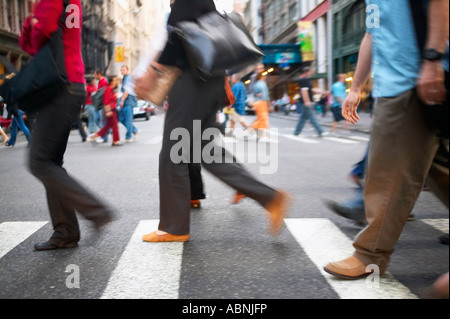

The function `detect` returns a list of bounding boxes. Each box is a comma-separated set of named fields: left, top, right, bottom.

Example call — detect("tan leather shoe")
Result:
left=324, top=256, right=371, bottom=280
left=264, top=190, right=292, bottom=236
left=142, top=231, right=190, bottom=243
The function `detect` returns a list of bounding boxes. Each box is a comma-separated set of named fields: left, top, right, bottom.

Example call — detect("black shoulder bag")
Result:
left=174, top=11, right=264, bottom=80
left=0, top=0, right=69, bottom=114
left=409, top=0, right=449, bottom=139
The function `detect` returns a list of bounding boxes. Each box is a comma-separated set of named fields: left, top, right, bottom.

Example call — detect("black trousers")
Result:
left=28, top=84, right=112, bottom=245
left=158, top=72, right=276, bottom=235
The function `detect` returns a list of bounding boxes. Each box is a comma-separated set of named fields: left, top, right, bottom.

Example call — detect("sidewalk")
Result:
left=270, top=109, right=373, bottom=135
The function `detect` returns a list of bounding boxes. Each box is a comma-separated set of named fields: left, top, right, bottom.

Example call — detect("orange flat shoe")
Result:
left=264, top=190, right=292, bottom=236
left=191, top=200, right=201, bottom=209
left=232, top=192, right=246, bottom=204
left=142, top=231, right=190, bottom=243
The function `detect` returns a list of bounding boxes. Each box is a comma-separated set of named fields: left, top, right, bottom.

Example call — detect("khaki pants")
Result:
left=353, top=90, right=449, bottom=273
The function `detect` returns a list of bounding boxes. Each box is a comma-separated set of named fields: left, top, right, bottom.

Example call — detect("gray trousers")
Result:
left=158, top=72, right=276, bottom=235
left=353, top=89, right=449, bottom=272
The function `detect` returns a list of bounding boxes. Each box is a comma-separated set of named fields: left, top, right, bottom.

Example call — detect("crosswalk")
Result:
left=144, top=131, right=370, bottom=146
left=0, top=217, right=447, bottom=299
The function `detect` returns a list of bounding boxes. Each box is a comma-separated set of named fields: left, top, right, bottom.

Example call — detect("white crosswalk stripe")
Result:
left=0, top=221, right=47, bottom=259
left=101, top=220, right=183, bottom=299
left=0, top=218, right=447, bottom=299
left=285, top=218, right=418, bottom=299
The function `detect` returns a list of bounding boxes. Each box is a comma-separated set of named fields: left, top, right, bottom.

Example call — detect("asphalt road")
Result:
left=0, top=112, right=448, bottom=302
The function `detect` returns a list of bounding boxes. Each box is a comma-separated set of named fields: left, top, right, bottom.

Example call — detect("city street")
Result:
left=0, top=111, right=448, bottom=300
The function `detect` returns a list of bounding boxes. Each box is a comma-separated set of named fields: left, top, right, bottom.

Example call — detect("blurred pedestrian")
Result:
left=293, top=67, right=325, bottom=137
left=0, top=125, right=8, bottom=145
left=227, top=74, right=249, bottom=137
left=94, top=69, right=108, bottom=131
left=142, top=0, right=291, bottom=243
left=324, top=0, right=449, bottom=280
left=5, top=109, right=31, bottom=147
left=84, top=77, right=99, bottom=135
left=248, top=65, right=270, bottom=140
left=118, top=66, right=140, bottom=142
left=91, top=76, right=122, bottom=146
left=19, top=0, right=114, bottom=250
left=330, top=74, right=350, bottom=136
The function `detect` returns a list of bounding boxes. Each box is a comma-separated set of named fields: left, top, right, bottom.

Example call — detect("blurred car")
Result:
left=133, top=100, right=154, bottom=121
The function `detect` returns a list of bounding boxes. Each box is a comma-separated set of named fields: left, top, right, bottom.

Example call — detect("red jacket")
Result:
left=85, top=84, right=96, bottom=105
left=103, top=86, right=117, bottom=110
left=19, top=0, right=85, bottom=84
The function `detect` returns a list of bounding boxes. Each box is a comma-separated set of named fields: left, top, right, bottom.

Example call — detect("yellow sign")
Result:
left=115, top=45, right=125, bottom=63
left=298, top=21, right=315, bottom=62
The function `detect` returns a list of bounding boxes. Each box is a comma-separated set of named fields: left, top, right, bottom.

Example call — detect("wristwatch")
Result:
left=423, top=49, right=445, bottom=62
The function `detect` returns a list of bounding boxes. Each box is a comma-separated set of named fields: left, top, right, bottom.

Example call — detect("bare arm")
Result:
left=342, top=32, right=373, bottom=124
left=417, top=0, right=449, bottom=105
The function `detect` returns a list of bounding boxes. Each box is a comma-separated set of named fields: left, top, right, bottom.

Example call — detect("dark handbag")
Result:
left=409, top=0, right=449, bottom=139
left=0, top=0, right=69, bottom=113
left=175, top=11, right=264, bottom=79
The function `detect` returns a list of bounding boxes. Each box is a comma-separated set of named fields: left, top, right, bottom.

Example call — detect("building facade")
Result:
left=105, top=0, right=165, bottom=76
left=0, top=0, right=36, bottom=74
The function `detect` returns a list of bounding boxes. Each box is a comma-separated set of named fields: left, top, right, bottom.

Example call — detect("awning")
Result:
left=302, top=0, right=331, bottom=22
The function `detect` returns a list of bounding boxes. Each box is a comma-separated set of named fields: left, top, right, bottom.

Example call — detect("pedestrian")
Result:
left=19, top=0, right=114, bottom=251
left=91, top=76, right=122, bottom=146
left=142, top=0, right=291, bottom=243
left=293, top=67, right=326, bottom=137
left=84, top=77, right=99, bottom=135
left=227, top=74, right=249, bottom=136
left=118, top=66, right=140, bottom=142
left=94, top=69, right=108, bottom=132
left=0, top=125, right=8, bottom=145
left=4, top=108, right=31, bottom=147
left=248, top=65, right=270, bottom=140
left=324, top=0, right=449, bottom=280
left=330, top=73, right=350, bottom=136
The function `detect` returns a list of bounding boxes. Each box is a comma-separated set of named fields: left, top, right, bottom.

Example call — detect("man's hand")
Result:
left=417, top=60, right=446, bottom=106
left=342, top=89, right=361, bottom=124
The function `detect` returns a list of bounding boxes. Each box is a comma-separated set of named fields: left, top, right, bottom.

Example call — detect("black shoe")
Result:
left=93, top=213, right=115, bottom=230
left=324, top=199, right=367, bottom=225
left=34, top=240, right=78, bottom=251
left=439, top=234, right=449, bottom=245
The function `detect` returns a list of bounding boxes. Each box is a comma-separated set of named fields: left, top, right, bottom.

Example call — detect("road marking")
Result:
left=348, top=135, right=370, bottom=142
left=280, top=134, right=319, bottom=144
left=101, top=220, right=184, bottom=299
left=322, top=136, right=359, bottom=144
left=421, top=219, right=449, bottom=234
left=285, top=218, right=418, bottom=299
left=145, top=135, right=163, bottom=145
left=0, top=221, right=48, bottom=259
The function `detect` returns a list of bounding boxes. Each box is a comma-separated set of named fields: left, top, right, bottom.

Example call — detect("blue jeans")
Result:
left=351, top=142, right=370, bottom=179
left=294, top=105, right=323, bottom=136
left=85, top=104, right=99, bottom=133
left=8, top=110, right=31, bottom=146
left=119, top=104, right=138, bottom=140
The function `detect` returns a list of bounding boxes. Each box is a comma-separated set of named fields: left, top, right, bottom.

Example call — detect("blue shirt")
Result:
left=331, top=82, right=347, bottom=108
left=253, top=80, right=270, bottom=102
left=366, top=0, right=422, bottom=97
left=366, top=0, right=449, bottom=98
left=121, top=74, right=137, bottom=107
left=231, top=81, right=247, bottom=116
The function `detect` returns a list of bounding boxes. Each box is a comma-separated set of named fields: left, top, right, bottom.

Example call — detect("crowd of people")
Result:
left=0, top=0, right=447, bottom=299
